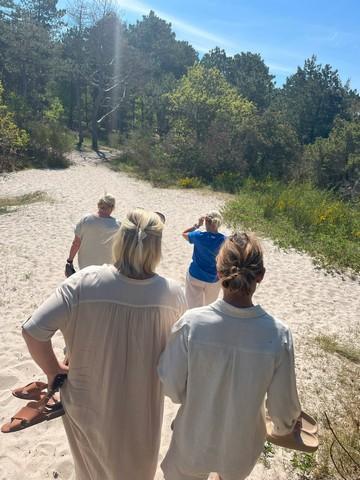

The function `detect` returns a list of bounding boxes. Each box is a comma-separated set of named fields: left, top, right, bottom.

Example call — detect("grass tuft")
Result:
left=0, top=191, right=52, bottom=214
left=315, top=335, right=360, bottom=364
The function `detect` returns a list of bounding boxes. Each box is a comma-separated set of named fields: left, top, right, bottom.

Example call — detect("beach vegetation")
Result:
left=222, top=179, right=360, bottom=274
left=312, top=362, right=359, bottom=479
left=315, top=335, right=360, bottom=364
left=177, top=177, right=203, bottom=189
left=0, top=191, right=51, bottom=214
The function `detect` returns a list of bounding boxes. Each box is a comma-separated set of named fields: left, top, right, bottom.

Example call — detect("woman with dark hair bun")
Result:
left=159, top=232, right=302, bottom=480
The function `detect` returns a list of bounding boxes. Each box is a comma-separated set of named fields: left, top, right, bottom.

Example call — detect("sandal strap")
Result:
left=11, top=405, right=43, bottom=423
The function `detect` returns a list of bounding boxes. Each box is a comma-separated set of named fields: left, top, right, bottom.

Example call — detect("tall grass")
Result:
left=223, top=179, right=360, bottom=273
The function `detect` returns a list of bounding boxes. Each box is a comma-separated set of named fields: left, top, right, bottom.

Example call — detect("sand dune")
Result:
left=0, top=151, right=359, bottom=479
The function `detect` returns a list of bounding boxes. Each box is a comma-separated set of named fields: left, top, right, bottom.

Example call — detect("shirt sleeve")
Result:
left=266, top=329, right=301, bottom=435
left=74, top=217, right=84, bottom=237
left=187, top=230, right=200, bottom=245
left=22, top=274, right=79, bottom=342
left=177, top=286, right=188, bottom=317
left=158, top=318, right=189, bottom=404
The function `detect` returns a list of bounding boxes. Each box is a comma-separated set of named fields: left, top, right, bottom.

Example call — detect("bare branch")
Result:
left=324, top=412, right=360, bottom=467
left=97, top=103, right=121, bottom=123
left=330, top=440, right=349, bottom=480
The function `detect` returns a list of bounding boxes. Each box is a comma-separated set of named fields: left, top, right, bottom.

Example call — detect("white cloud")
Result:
left=114, top=0, right=235, bottom=48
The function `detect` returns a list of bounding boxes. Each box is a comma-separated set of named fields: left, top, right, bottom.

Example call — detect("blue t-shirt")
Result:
left=188, top=230, right=226, bottom=283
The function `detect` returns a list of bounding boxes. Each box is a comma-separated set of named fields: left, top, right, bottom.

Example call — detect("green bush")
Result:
left=27, top=121, right=74, bottom=168
left=212, top=172, right=243, bottom=193
left=223, top=179, right=360, bottom=273
left=0, top=81, right=29, bottom=171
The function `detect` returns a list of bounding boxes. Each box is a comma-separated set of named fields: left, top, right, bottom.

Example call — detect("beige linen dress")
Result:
left=23, top=265, right=187, bottom=480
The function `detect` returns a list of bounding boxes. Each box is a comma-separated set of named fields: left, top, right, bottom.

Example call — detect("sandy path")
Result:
left=0, top=152, right=359, bottom=480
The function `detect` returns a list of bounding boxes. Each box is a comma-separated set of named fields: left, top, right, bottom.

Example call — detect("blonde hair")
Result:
left=112, top=208, right=163, bottom=277
left=206, top=211, right=222, bottom=228
left=98, top=193, right=115, bottom=209
left=216, top=232, right=264, bottom=294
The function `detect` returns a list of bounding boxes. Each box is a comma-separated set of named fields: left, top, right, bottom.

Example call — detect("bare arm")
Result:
left=182, top=217, right=204, bottom=241
left=22, top=329, right=69, bottom=389
left=67, top=235, right=81, bottom=262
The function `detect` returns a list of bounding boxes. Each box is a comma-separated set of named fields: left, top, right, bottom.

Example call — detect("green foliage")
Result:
left=212, top=172, right=243, bottom=193
left=44, top=97, right=64, bottom=122
left=230, top=52, right=275, bottom=110
left=290, top=453, right=316, bottom=479
left=260, top=441, right=275, bottom=469
left=303, top=118, right=360, bottom=195
left=201, top=49, right=275, bottom=110
left=20, top=0, right=65, bottom=30
left=128, top=10, right=197, bottom=79
left=27, top=118, right=74, bottom=168
left=223, top=179, right=360, bottom=273
left=201, top=47, right=233, bottom=79
left=0, top=82, right=29, bottom=170
left=277, top=56, right=350, bottom=144
left=167, top=64, right=254, bottom=138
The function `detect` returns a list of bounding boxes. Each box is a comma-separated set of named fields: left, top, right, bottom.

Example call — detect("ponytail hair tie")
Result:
left=137, top=227, right=147, bottom=248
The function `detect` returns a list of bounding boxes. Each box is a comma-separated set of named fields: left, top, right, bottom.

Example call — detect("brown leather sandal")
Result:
left=2, top=374, right=67, bottom=434
left=12, top=381, right=48, bottom=401
left=1, top=401, right=64, bottom=433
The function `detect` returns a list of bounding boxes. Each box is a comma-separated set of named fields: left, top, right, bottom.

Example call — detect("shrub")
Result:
left=177, top=177, right=203, bottom=189
left=223, top=179, right=360, bottom=273
left=212, top=172, right=243, bottom=193
left=27, top=121, right=74, bottom=168
left=0, top=81, right=29, bottom=171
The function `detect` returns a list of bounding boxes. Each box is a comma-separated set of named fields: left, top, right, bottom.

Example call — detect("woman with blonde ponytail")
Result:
left=22, top=208, right=187, bottom=480
left=159, top=232, right=302, bottom=480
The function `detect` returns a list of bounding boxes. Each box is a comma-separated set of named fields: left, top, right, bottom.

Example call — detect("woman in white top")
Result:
left=65, top=193, right=120, bottom=274
left=22, top=208, right=187, bottom=480
left=158, top=232, right=301, bottom=480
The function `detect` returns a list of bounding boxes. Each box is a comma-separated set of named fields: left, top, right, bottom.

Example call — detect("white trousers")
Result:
left=185, top=272, right=221, bottom=309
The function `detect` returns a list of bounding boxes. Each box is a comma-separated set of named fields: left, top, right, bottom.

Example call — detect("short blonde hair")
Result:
left=206, top=211, right=222, bottom=228
left=113, top=208, right=163, bottom=277
left=98, top=194, right=115, bottom=209
left=216, top=232, right=264, bottom=294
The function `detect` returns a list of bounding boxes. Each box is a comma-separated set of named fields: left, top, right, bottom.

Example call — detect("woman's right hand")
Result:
left=47, top=361, right=69, bottom=391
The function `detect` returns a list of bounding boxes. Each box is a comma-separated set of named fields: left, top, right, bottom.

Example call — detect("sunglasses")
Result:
left=135, top=207, right=166, bottom=224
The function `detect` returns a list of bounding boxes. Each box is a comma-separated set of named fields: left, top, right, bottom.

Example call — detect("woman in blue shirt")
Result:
left=182, top=211, right=226, bottom=308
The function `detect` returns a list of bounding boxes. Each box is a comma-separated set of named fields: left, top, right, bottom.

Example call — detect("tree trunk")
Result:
left=91, top=87, right=102, bottom=151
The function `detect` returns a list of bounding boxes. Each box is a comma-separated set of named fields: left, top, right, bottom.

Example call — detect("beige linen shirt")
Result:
left=23, top=265, right=187, bottom=480
left=158, top=299, right=301, bottom=479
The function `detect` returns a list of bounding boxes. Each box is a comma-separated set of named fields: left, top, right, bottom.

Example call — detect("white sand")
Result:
left=0, top=151, right=359, bottom=480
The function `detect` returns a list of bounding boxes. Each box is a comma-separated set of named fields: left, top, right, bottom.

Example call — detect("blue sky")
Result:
left=111, top=0, right=360, bottom=90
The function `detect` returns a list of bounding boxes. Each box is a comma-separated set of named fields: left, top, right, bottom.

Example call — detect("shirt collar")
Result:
left=211, top=299, right=266, bottom=319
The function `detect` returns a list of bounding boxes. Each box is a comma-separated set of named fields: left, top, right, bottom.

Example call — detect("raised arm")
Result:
left=182, top=217, right=204, bottom=241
